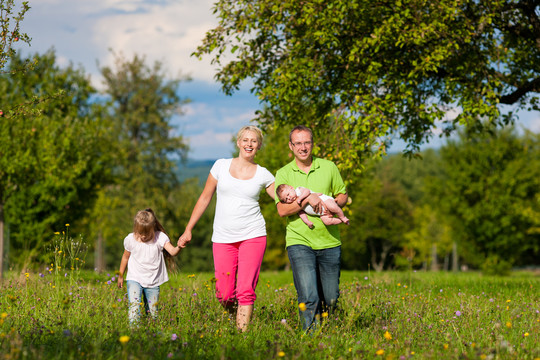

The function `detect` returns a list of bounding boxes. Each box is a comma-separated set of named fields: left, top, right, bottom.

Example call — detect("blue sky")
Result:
left=16, top=0, right=259, bottom=160
left=14, top=0, right=540, bottom=159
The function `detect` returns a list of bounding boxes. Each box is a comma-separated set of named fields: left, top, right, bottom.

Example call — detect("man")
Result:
left=275, top=125, right=348, bottom=331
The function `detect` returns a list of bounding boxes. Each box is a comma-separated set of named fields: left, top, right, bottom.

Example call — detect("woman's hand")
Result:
left=178, top=231, right=192, bottom=248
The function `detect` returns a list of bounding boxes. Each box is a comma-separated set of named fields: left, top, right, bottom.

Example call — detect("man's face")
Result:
left=289, top=130, right=313, bottom=162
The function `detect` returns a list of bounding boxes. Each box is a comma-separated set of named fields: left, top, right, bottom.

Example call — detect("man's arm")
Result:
left=296, top=187, right=311, bottom=205
left=335, top=193, right=348, bottom=208
left=277, top=193, right=324, bottom=217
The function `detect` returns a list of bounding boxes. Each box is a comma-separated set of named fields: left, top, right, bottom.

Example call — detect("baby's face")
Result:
left=280, top=186, right=297, bottom=204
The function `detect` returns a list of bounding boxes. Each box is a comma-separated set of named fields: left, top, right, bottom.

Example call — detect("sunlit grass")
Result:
left=0, top=269, right=539, bottom=359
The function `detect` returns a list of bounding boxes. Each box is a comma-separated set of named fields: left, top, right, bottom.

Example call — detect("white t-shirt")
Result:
left=210, top=158, right=275, bottom=243
left=296, top=187, right=333, bottom=216
left=124, top=231, right=170, bottom=288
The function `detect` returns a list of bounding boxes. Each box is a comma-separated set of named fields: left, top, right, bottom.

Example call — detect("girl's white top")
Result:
left=124, top=231, right=170, bottom=287
left=211, top=158, right=275, bottom=243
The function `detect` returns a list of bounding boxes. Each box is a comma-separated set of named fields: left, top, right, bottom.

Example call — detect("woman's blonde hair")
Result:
left=236, top=125, right=264, bottom=149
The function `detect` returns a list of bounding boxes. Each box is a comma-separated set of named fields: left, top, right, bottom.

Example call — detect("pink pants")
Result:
left=212, top=236, right=266, bottom=306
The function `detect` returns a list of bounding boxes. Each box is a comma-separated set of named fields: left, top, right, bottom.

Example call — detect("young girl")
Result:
left=117, top=208, right=180, bottom=323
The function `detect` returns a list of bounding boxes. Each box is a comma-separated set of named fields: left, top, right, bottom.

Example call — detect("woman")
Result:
left=178, top=125, right=275, bottom=331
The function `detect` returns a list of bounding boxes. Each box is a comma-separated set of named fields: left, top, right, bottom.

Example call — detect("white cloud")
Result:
left=91, top=0, right=218, bottom=83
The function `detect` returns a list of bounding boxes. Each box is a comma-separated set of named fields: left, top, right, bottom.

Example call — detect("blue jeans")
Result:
left=126, top=280, right=160, bottom=324
left=287, top=245, right=341, bottom=331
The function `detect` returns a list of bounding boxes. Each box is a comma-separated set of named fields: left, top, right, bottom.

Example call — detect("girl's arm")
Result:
left=164, top=241, right=181, bottom=256
left=265, top=182, right=276, bottom=201
left=117, top=250, right=130, bottom=288
left=178, top=173, right=218, bottom=248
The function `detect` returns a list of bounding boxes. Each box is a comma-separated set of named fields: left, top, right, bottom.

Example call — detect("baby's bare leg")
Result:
left=298, top=210, right=314, bottom=229
left=320, top=215, right=345, bottom=226
left=323, top=199, right=349, bottom=224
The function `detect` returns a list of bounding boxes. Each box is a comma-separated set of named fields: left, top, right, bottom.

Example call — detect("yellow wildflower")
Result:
left=119, top=335, right=129, bottom=344
left=65, top=224, right=70, bottom=227
left=375, top=349, right=384, bottom=356
left=506, top=299, right=511, bottom=303
left=277, top=351, right=285, bottom=357
left=298, top=303, right=307, bottom=312
left=1, top=313, right=7, bottom=319
left=322, top=312, right=328, bottom=318
left=443, top=344, right=449, bottom=350
left=506, top=322, right=512, bottom=328
left=384, top=331, right=392, bottom=340
left=524, top=332, right=529, bottom=337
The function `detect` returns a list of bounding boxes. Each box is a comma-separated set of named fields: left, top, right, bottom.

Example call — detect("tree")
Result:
left=344, top=172, right=413, bottom=271
left=1, top=0, right=30, bottom=70
left=194, top=0, right=540, bottom=176
left=0, top=50, right=112, bottom=272
left=433, top=127, right=540, bottom=268
left=0, top=0, right=30, bottom=280
left=86, top=53, right=191, bottom=270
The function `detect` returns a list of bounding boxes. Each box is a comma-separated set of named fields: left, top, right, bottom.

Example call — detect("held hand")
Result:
left=178, top=231, right=192, bottom=248
left=307, top=193, right=324, bottom=214
left=117, top=275, right=124, bottom=289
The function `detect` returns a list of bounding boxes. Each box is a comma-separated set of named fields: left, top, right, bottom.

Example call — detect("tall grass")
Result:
left=1, top=267, right=538, bottom=359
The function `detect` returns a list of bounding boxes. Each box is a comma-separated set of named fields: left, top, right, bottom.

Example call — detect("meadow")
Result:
left=0, top=267, right=538, bottom=360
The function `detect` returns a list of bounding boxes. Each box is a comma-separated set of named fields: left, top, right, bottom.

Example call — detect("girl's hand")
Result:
left=178, top=231, right=192, bottom=248
left=117, top=275, right=124, bottom=289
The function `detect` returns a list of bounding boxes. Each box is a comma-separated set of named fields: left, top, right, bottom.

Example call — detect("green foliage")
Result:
left=433, top=127, right=540, bottom=267
left=481, top=255, right=512, bottom=277
left=0, top=0, right=30, bottom=71
left=194, top=0, right=540, bottom=177
left=1, top=270, right=538, bottom=359
left=83, top=52, right=191, bottom=270
left=0, top=51, right=112, bottom=267
left=343, top=166, right=414, bottom=271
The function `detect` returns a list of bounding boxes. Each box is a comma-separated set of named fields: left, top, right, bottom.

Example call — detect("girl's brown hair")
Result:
left=134, top=208, right=177, bottom=272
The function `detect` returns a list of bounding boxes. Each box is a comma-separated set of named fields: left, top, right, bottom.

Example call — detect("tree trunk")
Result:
left=0, top=203, right=4, bottom=282
left=430, top=243, right=439, bottom=271
left=370, top=239, right=390, bottom=272
left=95, top=231, right=105, bottom=272
left=452, top=241, right=459, bottom=272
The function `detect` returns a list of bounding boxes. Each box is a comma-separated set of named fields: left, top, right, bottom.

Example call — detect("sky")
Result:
left=13, top=0, right=540, bottom=160
left=16, top=0, right=259, bottom=160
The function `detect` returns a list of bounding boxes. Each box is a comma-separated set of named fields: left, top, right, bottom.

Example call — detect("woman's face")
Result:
left=237, top=130, right=261, bottom=158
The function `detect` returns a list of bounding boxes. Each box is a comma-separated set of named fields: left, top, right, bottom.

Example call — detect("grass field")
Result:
left=0, top=269, right=538, bottom=359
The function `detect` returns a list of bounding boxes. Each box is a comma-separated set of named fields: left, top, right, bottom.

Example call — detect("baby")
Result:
left=276, top=184, right=349, bottom=229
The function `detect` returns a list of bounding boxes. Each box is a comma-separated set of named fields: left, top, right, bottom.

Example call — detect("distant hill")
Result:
left=176, top=159, right=215, bottom=184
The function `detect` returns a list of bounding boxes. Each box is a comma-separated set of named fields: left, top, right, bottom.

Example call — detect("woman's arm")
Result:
left=178, top=173, right=218, bottom=248
left=265, top=182, right=276, bottom=201
left=117, top=250, right=130, bottom=288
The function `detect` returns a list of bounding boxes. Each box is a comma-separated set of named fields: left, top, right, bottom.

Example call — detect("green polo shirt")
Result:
left=275, top=157, right=347, bottom=249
